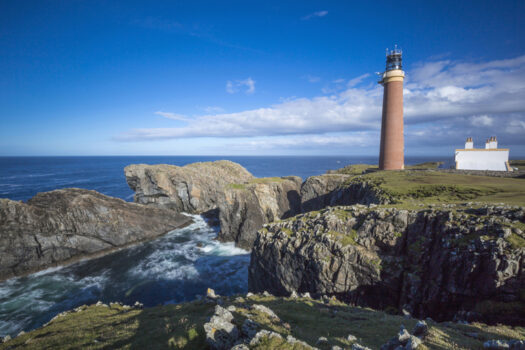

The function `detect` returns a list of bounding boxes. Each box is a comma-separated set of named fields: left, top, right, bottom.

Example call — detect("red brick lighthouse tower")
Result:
left=378, top=47, right=405, bottom=170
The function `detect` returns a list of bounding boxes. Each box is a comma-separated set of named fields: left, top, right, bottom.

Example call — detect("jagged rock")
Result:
left=230, top=345, right=249, bottom=350
left=352, top=343, right=372, bottom=350
left=300, top=174, right=391, bottom=213
left=285, top=335, right=317, bottom=349
left=483, top=339, right=525, bottom=349
left=207, top=288, right=219, bottom=300
left=241, top=318, right=259, bottom=339
left=227, top=305, right=236, bottom=312
left=406, top=335, right=422, bottom=349
left=484, top=339, right=511, bottom=349
left=262, top=291, right=271, bottom=297
left=3, top=335, right=11, bottom=343
left=412, top=320, right=428, bottom=337
left=249, top=205, right=525, bottom=324
left=251, top=304, right=279, bottom=320
left=510, top=340, right=525, bottom=349
left=0, top=188, right=191, bottom=280
left=398, top=326, right=411, bottom=345
left=301, top=292, right=311, bottom=298
left=204, top=306, right=239, bottom=350
left=133, top=301, right=144, bottom=309
left=249, top=330, right=282, bottom=346
left=246, top=292, right=254, bottom=297
left=316, top=336, right=329, bottom=345
left=347, top=334, right=357, bottom=342
left=290, top=290, right=298, bottom=298
left=125, top=161, right=302, bottom=249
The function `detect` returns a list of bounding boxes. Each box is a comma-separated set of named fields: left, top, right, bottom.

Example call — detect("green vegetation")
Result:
left=228, top=183, right=247, bottom=190
left=4, top=296, right=523, bottom=350
left=331, top=164, right=378, bottom=175
left=250, top=177, right=285, bottom=184
left=510, top=160, right=525, bottom=171
left=351, top=170, right=525, bottom=206
left=507, top=233, right=525, bottom=249
left=228, top=177, right=285, bottom=190
left=406, top=162, right=444, bottom=170
left=327, top=229, right=358, bottom=247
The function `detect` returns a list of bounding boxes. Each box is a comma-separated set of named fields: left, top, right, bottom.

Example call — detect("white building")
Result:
left=455, top=136, right=511, bottom=171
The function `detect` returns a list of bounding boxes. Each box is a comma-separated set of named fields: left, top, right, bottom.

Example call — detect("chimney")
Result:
left=465, top=137, right=473, bottom=149
left=492, top=136, right=498, bottom=149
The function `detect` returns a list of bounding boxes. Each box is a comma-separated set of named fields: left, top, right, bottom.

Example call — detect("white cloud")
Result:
left=226, top=78, right=256, bottom=94
left=203, top=106, right=225, bottom=113
left=304, top=75, right=321, bottom=83
left=470, top=115, right=493, bottom=127
left=302, top=11, right=328, bottom=20
left=347, top=73, right=370, bottom=87
left=155, top=111, right=190, bottom=121
left=118, top=55, right=525, bottom=151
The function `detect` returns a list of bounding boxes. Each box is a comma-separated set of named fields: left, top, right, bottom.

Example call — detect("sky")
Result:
left=1, top=0, right=525, bottom=156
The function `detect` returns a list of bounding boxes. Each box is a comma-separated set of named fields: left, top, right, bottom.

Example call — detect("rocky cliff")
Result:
left=125, top=161, right=301, bottom=249
left=0, top=188, right=192, bottom=281
left=249, top=204, right=525, bottom=325
left=300, top=174, right=391, bottom=212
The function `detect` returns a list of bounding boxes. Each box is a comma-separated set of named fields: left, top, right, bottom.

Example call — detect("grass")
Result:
left=228, top=177, right=285, bottom=190
left=327, top=229, right=358, bottom=247
left=507, top=233, right=525, bottom=249
left=331, top=164, right=378, bottom=175
left=4, top=296, right=523, bottom=350
left=510, top=160, right=525, bottom=171
left=352, top=170, right=525, bottom=206
left=406, top=162, right=444, bottom=170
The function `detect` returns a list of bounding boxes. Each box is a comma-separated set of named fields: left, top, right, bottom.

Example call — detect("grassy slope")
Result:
left=334, top=163, right=525, bottom=206
left=510, top=160, right=525, bottom=171
left=3, top=296, right=524, bottom=350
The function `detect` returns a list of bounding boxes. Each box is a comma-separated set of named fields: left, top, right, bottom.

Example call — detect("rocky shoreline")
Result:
left=0, top=188, right=192, bottom=281
left=1, top=159, right=524, bottom=348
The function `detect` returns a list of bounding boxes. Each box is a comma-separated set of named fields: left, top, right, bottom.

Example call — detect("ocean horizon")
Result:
left=0, top=155, right=454, bottom=202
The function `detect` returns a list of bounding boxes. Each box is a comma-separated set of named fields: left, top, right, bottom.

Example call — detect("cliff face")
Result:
left=124, top=161, right=301, bottom=249
left=0, top=188, right=192, bottom=281
left=125, top=161, right=254, bottom=213
left=300, top=174, right=391, bottom=212
left=249, top=204, right=525, bottom=325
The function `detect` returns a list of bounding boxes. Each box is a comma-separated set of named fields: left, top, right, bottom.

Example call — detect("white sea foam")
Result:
left=30, top=265, right=65, bottom=278
left=0, top=212, right=250, bottom=337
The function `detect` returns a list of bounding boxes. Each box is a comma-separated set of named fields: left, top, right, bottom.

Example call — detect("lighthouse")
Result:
left=378, top=46, right=405, bottom=170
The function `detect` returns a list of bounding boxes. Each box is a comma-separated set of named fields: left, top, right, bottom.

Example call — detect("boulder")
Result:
left=412, top=320, right=428, bottom=337
left=204, top=306, right=239, bottom=350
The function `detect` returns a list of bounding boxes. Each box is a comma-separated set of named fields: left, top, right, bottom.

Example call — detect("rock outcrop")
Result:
left=300, top=174, right=390, bottom=212
left=0, top=188, right=192, bottom=280
left=125, top=161, right=301, bottom=249
left=249, top=204, right=525, bottom=325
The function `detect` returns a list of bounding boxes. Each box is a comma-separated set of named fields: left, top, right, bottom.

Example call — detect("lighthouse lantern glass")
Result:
left=386, top=51, right=402, bottom=71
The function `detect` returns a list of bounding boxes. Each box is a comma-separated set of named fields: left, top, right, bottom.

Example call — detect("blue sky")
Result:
left=1, top=0, right=524, bottom=156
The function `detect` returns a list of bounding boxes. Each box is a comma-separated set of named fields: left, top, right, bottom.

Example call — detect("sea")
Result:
left=0, top=155, right=450, bottom=337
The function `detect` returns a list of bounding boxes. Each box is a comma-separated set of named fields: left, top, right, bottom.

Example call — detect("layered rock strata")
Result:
left=125, top=161, right=302, bottom=249
left=249, top=204, right=525, bottom=325
left=0, top=188, right=192, bottom=280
